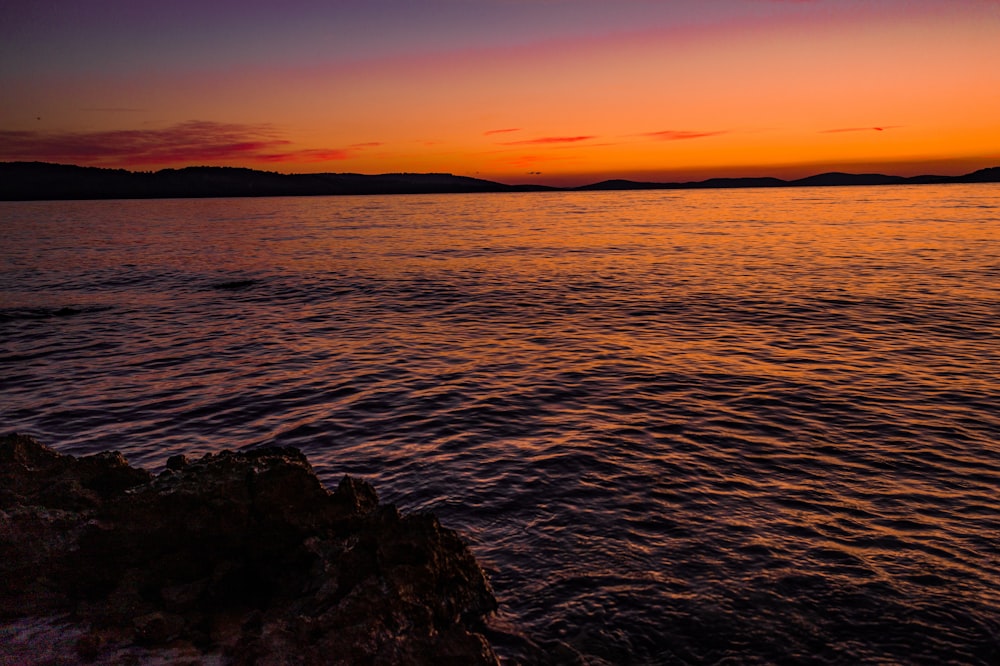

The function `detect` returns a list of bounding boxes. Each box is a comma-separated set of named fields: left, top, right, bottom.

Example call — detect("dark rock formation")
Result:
left=0, top=433, right=499, bottom=664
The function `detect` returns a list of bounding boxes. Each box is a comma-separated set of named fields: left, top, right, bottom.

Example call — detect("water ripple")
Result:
left=2, top=186, right=999, bottom=663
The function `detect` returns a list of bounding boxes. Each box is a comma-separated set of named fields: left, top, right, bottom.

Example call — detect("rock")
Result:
left=75, top=631, right=102, bottom=661
left=133, top=611, right=185, bottom=646
left=165, top=454, right=189, bottom=471
left=0, top=433, right=500, bottom=664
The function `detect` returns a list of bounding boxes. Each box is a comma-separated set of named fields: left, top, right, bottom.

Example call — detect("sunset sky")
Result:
left=2, top=0, right=998, bottom=186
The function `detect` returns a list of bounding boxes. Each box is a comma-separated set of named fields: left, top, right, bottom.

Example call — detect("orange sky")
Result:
left=1, top=0, right=998, bottom=185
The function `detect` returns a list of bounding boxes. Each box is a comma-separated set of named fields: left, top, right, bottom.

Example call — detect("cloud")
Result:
left=81, top=107, right=147, bottom=113
left=501, top=135, right=595, bottom=145
left=0, top=121, right=370, bottom=165
left=643, top=130, right=728, bottom=140
left=820, top=126, right=901, bottom=133
left=484, top=128, right=521, bottom=135
left=257, top=148, right=355, bottom=162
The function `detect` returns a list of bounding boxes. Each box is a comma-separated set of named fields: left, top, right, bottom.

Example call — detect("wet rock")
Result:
left=0, top=433, right=499, bottom=664
left=75, top=631, right=102, bottom=661
left=165, top=454, right=189, bottom=471
left=133, top=611, right=185, bottom=646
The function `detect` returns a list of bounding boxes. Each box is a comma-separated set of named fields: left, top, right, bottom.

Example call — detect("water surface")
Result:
left=2, top=185, right=999, bottom=663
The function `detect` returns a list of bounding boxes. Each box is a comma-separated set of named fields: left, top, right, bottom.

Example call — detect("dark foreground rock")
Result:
left=0, top=433, right=499, bottom=664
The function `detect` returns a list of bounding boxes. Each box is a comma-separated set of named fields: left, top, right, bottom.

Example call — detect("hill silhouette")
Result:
left=1, top=162, right=998, bottom=201
left=577, top=168, right=1000, bottom=191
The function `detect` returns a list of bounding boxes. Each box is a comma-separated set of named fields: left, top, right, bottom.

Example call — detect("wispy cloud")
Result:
left=257, top=148, right=353, bottom=162
left=485, top=128, right=521, bottom=135
left=0, top=121, right=371, bottom=165
left=643, top=130, right=728, bottom=140
left=81, top=107, right=147, bottom=113
left=501, top=135, right=595, bottom=145
left=820, top=126, right=901, bottom=133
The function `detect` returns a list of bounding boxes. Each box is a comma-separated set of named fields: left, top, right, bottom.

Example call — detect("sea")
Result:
left=2, top=184, right=998, bottom=664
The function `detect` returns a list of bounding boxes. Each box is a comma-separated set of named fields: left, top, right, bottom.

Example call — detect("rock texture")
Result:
left=0, top=433, right=499, bottom=664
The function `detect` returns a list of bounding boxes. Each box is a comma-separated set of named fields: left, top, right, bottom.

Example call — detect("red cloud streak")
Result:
left=0, top=121, right=368, bottom=166
left=644, top=130, right=728, bottom=140
left=820, top=126, right=901, bottom=133
left=501, top=135, right=595, bottom=145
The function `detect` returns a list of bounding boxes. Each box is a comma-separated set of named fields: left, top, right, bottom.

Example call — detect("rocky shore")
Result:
left=0, top=433, right=500, bottom=664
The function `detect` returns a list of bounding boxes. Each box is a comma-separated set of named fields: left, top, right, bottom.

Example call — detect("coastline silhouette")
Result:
left=2, top=161, right=998, bottom=201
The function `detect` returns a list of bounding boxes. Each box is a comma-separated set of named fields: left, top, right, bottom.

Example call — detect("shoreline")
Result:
left=2, top=161, right=998, bottom=201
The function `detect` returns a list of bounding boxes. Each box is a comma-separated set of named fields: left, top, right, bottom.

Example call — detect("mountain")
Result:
left=577, top=169, right=999, bottom=191
left=575, top=176, right=789, bottom=191
left=787, top=172, right=911, bottom=187
left=957, top=166, right=1000, bottom=183
left=1, top=162, right=998, bottom=201
left=0, top=162, right=551, bottom=201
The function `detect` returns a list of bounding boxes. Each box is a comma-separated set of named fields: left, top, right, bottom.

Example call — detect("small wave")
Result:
left=0, top=305, right=113, bottom=323
left=208, top=278, right=260, bottom=291
left=3, top=185, right=999, bottom=665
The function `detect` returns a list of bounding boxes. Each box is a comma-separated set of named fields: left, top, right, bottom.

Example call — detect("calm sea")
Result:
left=2, top=185, right=999, bottom=664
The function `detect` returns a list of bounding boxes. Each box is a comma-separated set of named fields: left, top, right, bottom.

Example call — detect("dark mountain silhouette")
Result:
left=960, top=166, right=1000, bottom=182
left=788, top=172, right=910, bottom=187
left=576, top=176, right=788, bottom=190
left=0, top=163, right=553, bottom=201
left=579, top=168, right=1000, bottom=192
left=1, top=162, right=998, bottom=201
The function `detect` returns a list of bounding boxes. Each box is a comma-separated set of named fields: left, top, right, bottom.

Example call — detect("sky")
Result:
left=2, top=0, right=999, bottom=186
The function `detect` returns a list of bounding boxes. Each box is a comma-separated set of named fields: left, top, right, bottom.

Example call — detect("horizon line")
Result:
left=3, top=159, right=999, bottom=189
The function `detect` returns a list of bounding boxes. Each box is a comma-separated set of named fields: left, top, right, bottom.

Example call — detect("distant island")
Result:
left=1, top=161, right=999, bottom=201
